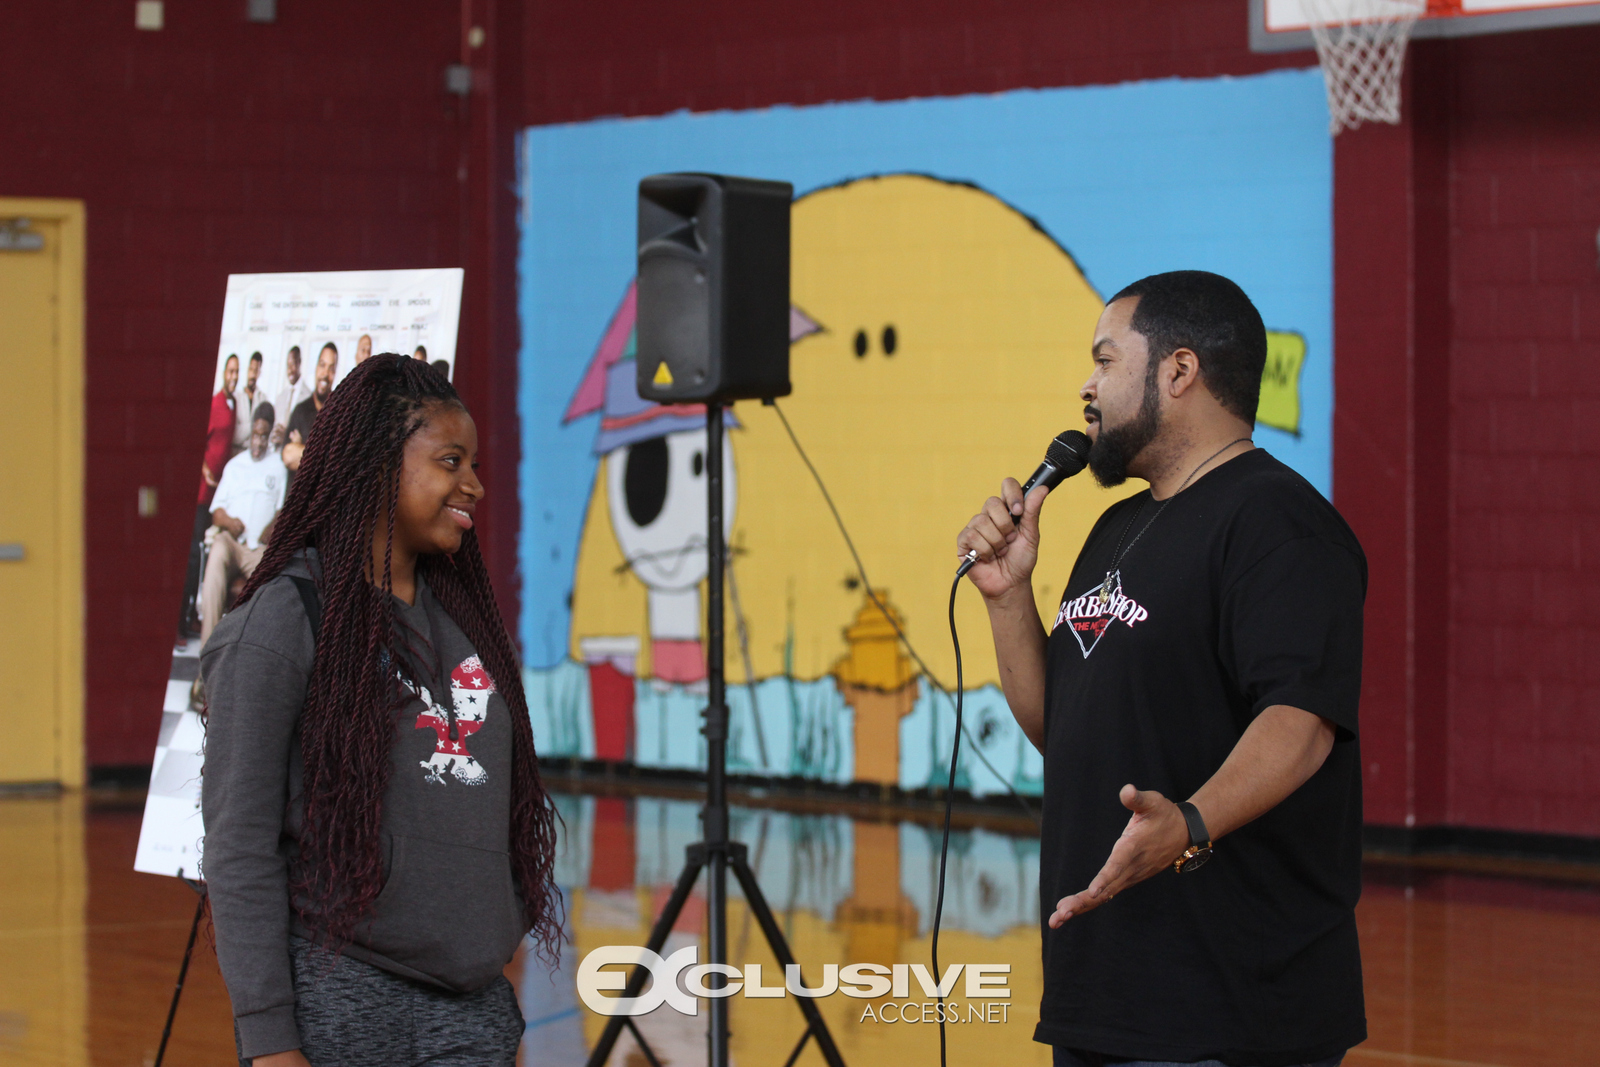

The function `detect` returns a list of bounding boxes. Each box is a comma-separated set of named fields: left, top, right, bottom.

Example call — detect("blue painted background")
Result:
left=517, top=68, right=1330, bottom=669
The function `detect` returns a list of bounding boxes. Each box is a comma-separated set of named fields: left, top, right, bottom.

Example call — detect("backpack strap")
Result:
left=290, top=576, right=321, bottom=641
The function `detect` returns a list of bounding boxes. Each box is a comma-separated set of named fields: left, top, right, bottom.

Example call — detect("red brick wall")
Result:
left=0, top=0, right=494, bottom=768
left=1443, top=27, right=1600, bottom=835
left=1331, top=50, right=1455, bottom=832
left=1333, top=28, right=1600, bottom=836
left=522, top=0, right=1305, bottom=122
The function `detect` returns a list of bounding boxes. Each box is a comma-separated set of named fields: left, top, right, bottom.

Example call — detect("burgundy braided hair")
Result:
left=235, top=353, right=561, bottom=960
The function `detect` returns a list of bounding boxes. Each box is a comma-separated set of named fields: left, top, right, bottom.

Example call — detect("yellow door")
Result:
left=0, top=200, right=85, bottom=787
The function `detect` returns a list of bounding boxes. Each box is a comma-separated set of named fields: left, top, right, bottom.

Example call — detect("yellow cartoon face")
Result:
left=570, top=174, right=1140, bottom=688
left=726, top=175, right=1137, bottom=684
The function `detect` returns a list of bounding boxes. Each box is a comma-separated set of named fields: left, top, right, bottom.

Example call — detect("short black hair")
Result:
left=253, top=401, right=275, bottom=426
left=1108, top=270, right=1266, bottom=423
left=431, top=359, right=450, bottom=380
left=249, top=351, right=263, bottom=364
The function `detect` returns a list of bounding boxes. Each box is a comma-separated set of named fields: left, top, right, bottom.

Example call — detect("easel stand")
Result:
left=154, top=877, right=206, bottom=1067
left=586, top=406, right=845, bottom=1067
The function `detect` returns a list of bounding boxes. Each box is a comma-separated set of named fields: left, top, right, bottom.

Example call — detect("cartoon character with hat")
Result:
left=562, top=281, right=737, bottom=760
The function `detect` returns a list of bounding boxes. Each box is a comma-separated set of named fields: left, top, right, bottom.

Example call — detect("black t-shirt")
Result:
left=285, top=395, right=321, bottom=489
left=1036, top=448, right=1367, bottom=1066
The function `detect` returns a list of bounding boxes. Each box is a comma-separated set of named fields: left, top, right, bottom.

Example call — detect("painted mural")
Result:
left=518, top=71, right=1333, bottom=796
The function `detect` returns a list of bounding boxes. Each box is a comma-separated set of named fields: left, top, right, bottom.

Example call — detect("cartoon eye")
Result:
left=622, top=436, right=669, bottom=527
left=853, top=329, right=868, bottom=358
left=692, top=451, right=704, bottom=477
left=882, top=325, right=897, bottom=356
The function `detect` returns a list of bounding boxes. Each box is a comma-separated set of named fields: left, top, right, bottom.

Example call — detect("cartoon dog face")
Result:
left=603, top=428, right=735, bottom=594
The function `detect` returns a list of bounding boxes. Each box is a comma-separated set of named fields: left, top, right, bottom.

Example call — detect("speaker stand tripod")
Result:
left=585, top=404, right=845, bottom=1067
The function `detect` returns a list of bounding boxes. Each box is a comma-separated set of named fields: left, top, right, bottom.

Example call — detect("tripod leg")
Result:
left=782, top=1026, right=813, bottom=1067
left=153, top=885, right=206, bottom=1067
left=728, top=852, right=849, bottom=1067
left=622, top=1018, right=666, bottom=1067
left=584, top=851, right=705, bottom=1067
left=707, top=845, right=729, bottom=1066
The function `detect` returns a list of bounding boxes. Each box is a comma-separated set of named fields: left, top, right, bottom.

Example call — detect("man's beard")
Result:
left=1088, top=366, right=1162, bottom=488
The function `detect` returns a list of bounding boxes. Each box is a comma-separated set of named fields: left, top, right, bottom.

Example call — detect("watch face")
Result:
left=1179, top=847, right=1212, bottom=873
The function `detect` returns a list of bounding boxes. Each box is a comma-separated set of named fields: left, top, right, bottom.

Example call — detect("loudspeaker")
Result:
left=636, top=173, right=793, bottom=404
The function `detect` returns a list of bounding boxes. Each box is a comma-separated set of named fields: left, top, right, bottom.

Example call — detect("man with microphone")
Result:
left=958, top=271, right=1365, bottom=1067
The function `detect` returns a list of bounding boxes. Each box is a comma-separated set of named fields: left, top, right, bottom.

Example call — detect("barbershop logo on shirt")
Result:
left=1054, top=570, right=1149, bottom=658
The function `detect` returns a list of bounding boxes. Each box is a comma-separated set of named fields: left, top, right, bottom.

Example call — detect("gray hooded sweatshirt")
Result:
left=200, top=551, right=527, bottom=1059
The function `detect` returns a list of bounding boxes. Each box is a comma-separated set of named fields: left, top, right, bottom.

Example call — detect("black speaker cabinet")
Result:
left=636, top=173, right=793, bottom=404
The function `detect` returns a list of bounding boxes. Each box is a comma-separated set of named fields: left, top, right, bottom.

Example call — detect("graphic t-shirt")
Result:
left=1037, top=448, right=1367, bottom=1066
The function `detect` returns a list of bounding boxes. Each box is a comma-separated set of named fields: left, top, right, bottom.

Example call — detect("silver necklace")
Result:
left=1096, top=437, right=1252, bottom=607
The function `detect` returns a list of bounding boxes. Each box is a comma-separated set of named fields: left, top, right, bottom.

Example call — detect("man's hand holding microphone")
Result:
left=956, top=475, right=1052, bottom=598
left=953, top=431, right=1089, bottom=751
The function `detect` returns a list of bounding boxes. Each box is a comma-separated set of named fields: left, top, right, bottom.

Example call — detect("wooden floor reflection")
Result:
left=6, top=789, right=1600, bottom=1066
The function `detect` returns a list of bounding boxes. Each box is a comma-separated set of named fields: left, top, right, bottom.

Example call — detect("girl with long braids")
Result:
left=201, top=354, right=561, bottom=1067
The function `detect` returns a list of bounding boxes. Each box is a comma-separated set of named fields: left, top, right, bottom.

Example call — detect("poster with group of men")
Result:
left=134, top=268, right=465, bottom=878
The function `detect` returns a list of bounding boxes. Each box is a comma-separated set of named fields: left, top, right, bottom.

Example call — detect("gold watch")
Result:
left=1173, top=800, right=1212, bottom=873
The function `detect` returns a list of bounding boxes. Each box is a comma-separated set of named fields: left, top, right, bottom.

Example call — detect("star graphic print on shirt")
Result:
left=409, top=655, right=497, bottom=785
left=1053, top=570, right=1151, bottom=658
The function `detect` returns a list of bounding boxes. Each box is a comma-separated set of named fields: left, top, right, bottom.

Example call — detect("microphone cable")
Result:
left=768, top=399, right=1031, bottom=1067
left=934, top=567, right=966, bottom=1067
left=767, top=400, right=1039, bottom=827
left=769, top=402, right=1094, bottom=1067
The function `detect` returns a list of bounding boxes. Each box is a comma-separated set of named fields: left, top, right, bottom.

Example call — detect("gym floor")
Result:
left=4, top=786, right=1599, bottom=1067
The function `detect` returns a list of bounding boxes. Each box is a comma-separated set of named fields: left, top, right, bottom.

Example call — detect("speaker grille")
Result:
left=637, top=252, right=710, bottom=390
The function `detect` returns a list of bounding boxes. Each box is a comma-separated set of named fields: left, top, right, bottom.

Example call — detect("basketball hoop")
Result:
left=1302, top=0, right=1426, bottom=134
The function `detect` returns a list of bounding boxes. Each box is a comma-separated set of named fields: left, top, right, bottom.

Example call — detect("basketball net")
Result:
left=1302, top=0, right=1426, bottom=134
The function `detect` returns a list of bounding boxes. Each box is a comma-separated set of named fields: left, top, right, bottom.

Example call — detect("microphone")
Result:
left=957, top=429, right=1091, bottom=577
left=1014, top=429, right=1090, bottom=523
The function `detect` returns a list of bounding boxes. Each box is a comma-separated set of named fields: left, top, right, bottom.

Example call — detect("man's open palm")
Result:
left=1048, top=785, right=1190, bottom=928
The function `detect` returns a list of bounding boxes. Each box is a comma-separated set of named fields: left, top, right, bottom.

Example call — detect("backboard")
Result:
left=1252, top=0, right=1600, bottom=50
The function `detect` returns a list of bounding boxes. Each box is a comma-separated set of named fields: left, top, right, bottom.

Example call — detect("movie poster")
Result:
left=134, top=268, right=465, bottom=878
